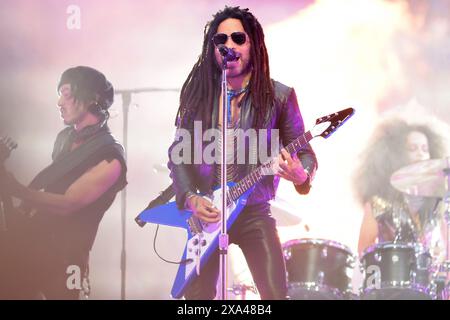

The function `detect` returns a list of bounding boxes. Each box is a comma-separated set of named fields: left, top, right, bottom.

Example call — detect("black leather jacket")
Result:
left=168, top=80, right=318, bottom=209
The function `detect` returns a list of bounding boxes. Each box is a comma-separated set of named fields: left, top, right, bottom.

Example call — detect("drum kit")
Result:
left=154, top=158, right=450, bottom=299
left=358, top=156, right=450, bottom=300
left=228, top=157, right=450, bottom=300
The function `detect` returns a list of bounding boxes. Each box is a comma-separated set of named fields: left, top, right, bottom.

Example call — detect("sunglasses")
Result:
left=212, top=32, right=247, bottom=46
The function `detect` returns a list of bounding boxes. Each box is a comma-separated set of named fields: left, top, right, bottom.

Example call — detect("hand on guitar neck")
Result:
left=0, top=136, right=25, bottom=199
left=0, top=136, right=17, bottom=162
left=274, top=149, right=309, bottom=186
left=0, top=136, right=18, bottom=192
left=0, top=136, right=19, bottom=230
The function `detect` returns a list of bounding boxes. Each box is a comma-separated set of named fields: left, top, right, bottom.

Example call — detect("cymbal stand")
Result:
left=441, top=157, right=450, bottom=298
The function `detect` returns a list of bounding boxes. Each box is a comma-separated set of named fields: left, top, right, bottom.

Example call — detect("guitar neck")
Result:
left=228, top=130, right=314, bottom=202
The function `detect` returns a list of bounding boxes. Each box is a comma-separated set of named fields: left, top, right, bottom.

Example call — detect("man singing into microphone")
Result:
left=168, top=6, right=317, bottom=299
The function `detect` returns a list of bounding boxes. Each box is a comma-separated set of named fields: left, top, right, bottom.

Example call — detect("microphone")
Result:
left=217, top=44, right=239, bottom=62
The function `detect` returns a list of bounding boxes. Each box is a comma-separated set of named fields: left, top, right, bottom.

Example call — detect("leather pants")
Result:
left=184, top=206, right=287, bottom=300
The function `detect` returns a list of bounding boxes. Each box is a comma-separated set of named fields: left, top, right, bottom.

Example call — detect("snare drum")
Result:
left=283, top=238, right=355, bottom=299
left=360, top=242, right=434, bottom=300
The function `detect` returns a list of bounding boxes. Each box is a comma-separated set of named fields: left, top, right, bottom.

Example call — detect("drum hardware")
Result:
left=317, top=271, right=325, bottom=284
left=286, top=282, right=345, bottom=299
left=444, top=163, right=450, bottom=295
left=442, top=260, right=450, bottom=272
left=390, top=157, right=450, bottom=299
left=227, top=283, right=258, bottom=300
left=321, top=247, right=328, bottom=258
left=374, top=252, right=382, bottom=262
left=284, top=247, right=293, bottom=261
left=430, top=262, right=450, bottom=300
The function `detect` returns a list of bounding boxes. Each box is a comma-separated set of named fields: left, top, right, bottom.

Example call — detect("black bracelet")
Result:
left=294, top=169, right=311, bottom=187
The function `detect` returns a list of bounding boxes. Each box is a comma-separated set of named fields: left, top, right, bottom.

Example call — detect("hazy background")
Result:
left=1, top=0, right=449, bottom=299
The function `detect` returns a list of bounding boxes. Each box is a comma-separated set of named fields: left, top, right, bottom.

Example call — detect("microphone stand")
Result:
left=218, top=56, right=230, bottom=301
left=114, top=87, right=179, bottom=300
left=0, top=139, right=18, bottom=233
left=443, top=158, right=450, bottom=280
left=0, top=193, right=7, bottom=232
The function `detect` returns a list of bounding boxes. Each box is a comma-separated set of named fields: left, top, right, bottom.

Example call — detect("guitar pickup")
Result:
left=187, top=216, right=203, bottom=235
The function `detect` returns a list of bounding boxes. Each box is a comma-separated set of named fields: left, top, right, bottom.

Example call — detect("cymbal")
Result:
left=390, top=157, right=450, bottom=198
left=269, top=196, right=303, bottom=227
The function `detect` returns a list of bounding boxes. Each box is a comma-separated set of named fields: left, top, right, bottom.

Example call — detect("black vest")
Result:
left=30, top=126, right=127, bottom=259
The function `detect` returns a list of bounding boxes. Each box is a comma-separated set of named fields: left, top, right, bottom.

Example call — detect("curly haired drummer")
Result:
left=353, top=119, right=448, bottom=261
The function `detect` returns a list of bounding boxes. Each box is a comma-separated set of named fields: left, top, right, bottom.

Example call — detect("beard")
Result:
left=61, top=104, right=88, bottom=126
left=215, top=51, right=252, bottom=78
left=225, top=59, right=252, bottom=79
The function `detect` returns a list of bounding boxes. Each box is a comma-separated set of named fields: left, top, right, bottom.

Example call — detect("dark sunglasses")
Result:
left=212, top=32, right=247, bottom=46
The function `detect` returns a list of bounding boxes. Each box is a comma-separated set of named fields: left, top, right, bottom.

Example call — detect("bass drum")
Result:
left=360, top=242, right=434, bottom=300
left=283, top=238, right=355, bottom=300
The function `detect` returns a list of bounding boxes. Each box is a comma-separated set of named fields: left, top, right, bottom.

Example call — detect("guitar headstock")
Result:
left=0, top=136, right=18, bottom=163
left=310, top=108, right=355, bottom=138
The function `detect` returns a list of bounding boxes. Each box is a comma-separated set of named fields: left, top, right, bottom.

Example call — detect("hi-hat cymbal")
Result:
left=390, top=157, right=450, bottom=198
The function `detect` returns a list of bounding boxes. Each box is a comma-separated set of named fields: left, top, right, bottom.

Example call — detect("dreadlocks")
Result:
left=176, top=6, right=274, bottom=129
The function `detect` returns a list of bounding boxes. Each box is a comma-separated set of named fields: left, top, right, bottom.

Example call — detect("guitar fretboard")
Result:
left=227, top=130, right=313, bottom=203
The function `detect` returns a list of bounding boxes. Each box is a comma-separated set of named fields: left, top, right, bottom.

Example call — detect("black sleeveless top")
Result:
left=30, top=125, right=127, bottom=260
